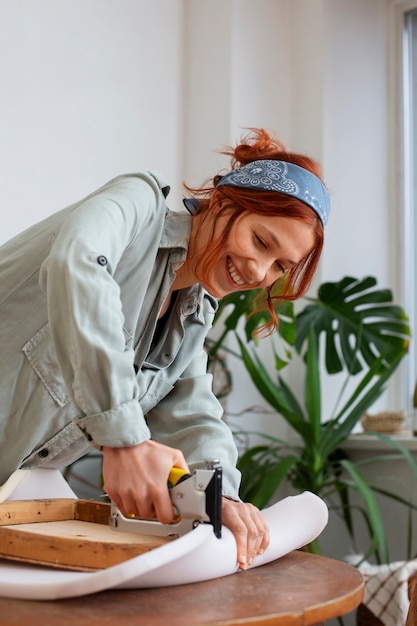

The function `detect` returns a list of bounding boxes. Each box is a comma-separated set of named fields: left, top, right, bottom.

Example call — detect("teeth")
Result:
left=228, top=258, right=245, bottom=286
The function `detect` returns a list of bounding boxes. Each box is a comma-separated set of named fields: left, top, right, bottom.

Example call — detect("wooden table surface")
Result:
left=0, top=550, right=364, bottom=626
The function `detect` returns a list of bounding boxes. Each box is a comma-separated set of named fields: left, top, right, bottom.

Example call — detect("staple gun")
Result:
left=109, top=460, right=222, bottom=538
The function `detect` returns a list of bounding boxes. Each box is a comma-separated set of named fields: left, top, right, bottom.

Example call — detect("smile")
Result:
left=227, top=257, right=245, bottom=286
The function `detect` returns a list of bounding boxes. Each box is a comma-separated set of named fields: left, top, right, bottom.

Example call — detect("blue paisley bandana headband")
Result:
left=216, top=159, right=330, bottom=227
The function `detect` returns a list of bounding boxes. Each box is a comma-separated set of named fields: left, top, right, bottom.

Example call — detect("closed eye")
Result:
left=255, top=232, right=285, bottom=274
left=255, top=234, right=267, bottom=248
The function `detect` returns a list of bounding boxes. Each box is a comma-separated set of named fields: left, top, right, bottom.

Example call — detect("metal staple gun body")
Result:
left=109, top=460, right=222, bottom=538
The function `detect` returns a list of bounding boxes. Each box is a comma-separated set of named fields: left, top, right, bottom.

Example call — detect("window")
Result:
left=402, top=6, right=417, bottom=407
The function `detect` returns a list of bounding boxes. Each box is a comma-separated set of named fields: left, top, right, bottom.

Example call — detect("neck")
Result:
left=171, top=262, right=196, bottom=291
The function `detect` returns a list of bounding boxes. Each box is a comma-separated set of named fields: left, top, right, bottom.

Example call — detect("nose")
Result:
left=246, top=258, right=270, bottom=285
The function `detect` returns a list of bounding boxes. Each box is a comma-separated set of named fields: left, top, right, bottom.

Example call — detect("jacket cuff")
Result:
left=75, top=399, right=150, bottom=447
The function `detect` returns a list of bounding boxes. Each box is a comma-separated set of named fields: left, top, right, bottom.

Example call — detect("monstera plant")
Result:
left=206, top=276, right=415, bottom=560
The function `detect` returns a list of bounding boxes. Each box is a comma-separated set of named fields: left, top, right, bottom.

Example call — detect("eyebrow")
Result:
left=258, top=225, right=298, bottom=267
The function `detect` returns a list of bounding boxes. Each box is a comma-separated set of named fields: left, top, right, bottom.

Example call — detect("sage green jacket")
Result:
left=0, top=171, right=240, bottom=497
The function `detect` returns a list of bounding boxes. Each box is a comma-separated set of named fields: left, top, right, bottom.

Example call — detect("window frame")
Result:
left=403, top=6, right=417, bottom=408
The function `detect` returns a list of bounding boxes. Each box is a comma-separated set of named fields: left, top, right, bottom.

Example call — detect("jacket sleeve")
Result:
left=38, top=174, right=166, bottom=447
left=145, top=346, right=242, bottom=500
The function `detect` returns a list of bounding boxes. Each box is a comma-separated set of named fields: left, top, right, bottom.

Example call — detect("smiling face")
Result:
left=190, top=211, right=316, bottom=299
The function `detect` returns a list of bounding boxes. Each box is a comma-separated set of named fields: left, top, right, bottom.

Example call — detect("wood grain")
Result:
left=0, top=499, right=174, bottom=571
left=0, top=551, right=365, bottom=625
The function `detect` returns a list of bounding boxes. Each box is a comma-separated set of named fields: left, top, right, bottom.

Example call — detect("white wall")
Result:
left=0, top=0, right=185, bottom=244
left=322, top=0, right=390, bottom=282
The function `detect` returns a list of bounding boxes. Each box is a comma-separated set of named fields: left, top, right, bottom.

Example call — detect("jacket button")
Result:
left=97, top=255, right=108, bottom=266
left=38, top=449, right=49, bottom=458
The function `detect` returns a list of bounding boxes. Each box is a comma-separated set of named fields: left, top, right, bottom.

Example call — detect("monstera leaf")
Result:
left=218, top=275, right=413, bottom=562
left=295, top=276, right=410, bottom=375
left=211, top=289, right=295, bottom=352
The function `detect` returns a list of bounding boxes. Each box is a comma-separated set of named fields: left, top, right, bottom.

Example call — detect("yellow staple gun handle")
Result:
left=168, top=467, right=191, bottom=487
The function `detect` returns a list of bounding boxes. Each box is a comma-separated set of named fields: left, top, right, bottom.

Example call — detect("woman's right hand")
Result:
left=101, top=440, right=190, bottom=524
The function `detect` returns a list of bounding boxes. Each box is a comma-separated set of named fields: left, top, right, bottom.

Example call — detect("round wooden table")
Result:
left=0, top=550, right=364, bottom=626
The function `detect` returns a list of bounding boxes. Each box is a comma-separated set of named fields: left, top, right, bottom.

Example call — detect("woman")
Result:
left=0, top=129, right=329, bottom=570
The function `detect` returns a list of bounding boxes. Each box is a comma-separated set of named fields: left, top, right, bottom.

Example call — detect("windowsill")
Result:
left=342, top=431, right=417, bottom=451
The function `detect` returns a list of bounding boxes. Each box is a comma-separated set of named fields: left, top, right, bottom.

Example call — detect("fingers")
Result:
left=222, top=498, right=270, bottom=570
left=113, top=477, right=173, bottom=523
left=102, top=441, right=189, bottom=524
left=101, top=444, right=270, bottom=569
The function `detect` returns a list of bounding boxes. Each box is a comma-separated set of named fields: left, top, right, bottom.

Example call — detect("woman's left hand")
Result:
left=221, top=497, right=270, bottom=570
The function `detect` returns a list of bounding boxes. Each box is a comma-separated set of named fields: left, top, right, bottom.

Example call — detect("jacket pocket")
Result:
left=23, top=324, right=71, bottom=407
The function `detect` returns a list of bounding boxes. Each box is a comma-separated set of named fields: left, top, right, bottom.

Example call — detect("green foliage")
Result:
left=207, top=289, right=295, bottom=368
left=297, top=276, right=410, bottom=375
left=211, top=276, right=413, bottom=562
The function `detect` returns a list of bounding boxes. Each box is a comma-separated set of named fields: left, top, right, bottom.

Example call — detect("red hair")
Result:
left=183, top=129, right=326, bottom=337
